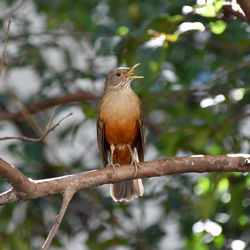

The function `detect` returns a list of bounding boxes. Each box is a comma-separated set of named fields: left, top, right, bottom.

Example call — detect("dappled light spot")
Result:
left=215, top=213, right=230, bottom=224
left=221, top=192, right=231, bottom=203
left=230, top=88, right=245, bottom=101
left=182, top=6, right=193, bottom=15
left=192, top=221, right=204, bottom=234
left=193, top=219, right=222, bottom=236
left=231, top=240, right=246, bottom=250
left=144, top=35, right=166, bottom=49
left=177, top=22, right=205, bottom=33
left=204, top=220, right=222, bottom=236
left=200, top=94, right=225, bottom=108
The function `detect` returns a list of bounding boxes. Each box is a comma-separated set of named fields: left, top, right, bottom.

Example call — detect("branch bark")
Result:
left=0, top=90, right=99, bottom=121
left=1, top=154, right=250, bottom=248
left=1, top=154, right=250, bottom=205
left=0, top=157, right=36, bottom=195
left=0, top=110, right=72, bottom=142
left=237, top=0, right=250, bottom=23
left=0, top=19, right=11, bottom=76
left=223, top=3, right=247, bottom=21
left=41, top=187, right=76, bottom=250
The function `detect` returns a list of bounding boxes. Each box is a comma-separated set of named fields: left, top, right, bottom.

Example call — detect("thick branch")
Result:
left=1, top=154, right=250, bottom=205
left=0, top=157, right=36, bottom=194
left=237, top=0, right=250, bottom=23
left=223, top=3, right=247, bottom=21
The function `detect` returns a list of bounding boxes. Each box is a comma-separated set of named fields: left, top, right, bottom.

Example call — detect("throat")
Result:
left=100, top=88, right=140, bottom=121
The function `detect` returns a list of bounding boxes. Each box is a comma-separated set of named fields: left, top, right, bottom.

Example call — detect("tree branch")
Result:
left=0, top=19, right=11, bottom=77
left=41, top=187, right=76, bottom=250
left=223, top=3, right=247, bottom=21
left=0, top=90, right=99, bottom=121
left=237, top=0, right=250, bottom=23
left=0, top=109, right=73, bottom=142
left=1, top=154, right=250, bottom=248
left=1, top=154, right=250, bottom=206
left=0, top=157, right=36, bottom=195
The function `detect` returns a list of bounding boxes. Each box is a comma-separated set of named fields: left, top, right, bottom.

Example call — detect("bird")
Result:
left=97, top=63, right=145, bottom=202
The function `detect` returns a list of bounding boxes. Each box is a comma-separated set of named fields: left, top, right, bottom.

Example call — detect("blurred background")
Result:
left=0, top=0, right=250, bottom=249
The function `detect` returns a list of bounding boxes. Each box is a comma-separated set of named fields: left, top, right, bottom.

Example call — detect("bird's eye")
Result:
left=116, top=72, right=121, bottom=77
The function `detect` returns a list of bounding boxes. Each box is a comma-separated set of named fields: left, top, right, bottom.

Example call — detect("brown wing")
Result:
left=97, top=117, right=109, bottom=167
left=136, top=110, right=146, bottom=162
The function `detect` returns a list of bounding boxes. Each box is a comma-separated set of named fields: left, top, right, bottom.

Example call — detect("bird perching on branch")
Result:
left=97, top=63, right=145, bottom=201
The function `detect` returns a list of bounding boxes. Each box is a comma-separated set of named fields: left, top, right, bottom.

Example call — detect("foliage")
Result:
left=0, top=0, right=250, bottom=249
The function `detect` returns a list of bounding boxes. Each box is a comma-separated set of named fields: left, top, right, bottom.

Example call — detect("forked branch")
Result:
left=1, top=154, right=250, bottom=248
left=1, top=154, right=250, bottom=206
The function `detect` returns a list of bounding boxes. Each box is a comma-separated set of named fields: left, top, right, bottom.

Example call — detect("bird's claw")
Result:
left=130, top=160, right=140, bottom=176
left=108, top=163, right=120, bottom=172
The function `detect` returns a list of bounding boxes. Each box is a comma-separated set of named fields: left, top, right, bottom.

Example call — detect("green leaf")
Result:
left=213, top=234, right=225, bottom=248
left=238, top=215, right=248, bottom=226
left=229, top=182, right=245, bottom=224
left=81, top=103, right=97, bottom=119
left=148, top=14, right=184, bottom=34
left=215, top=0, right=225, bottom=12
left=195, top=177, right=211, bottom=195
left=246, top=175, right=250, bottom=189
left=217, top=178, right=229, bottom=193
left=206, top=143, right=223, bottom=155
left=195, top=4, right=216, bottom=17
left=209, top=20, right=227, bottom=34
left=117, top=26, right=130, bottom=36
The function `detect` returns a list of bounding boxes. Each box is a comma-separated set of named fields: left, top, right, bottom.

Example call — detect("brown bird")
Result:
left=97, top=63, right=145, bottom=202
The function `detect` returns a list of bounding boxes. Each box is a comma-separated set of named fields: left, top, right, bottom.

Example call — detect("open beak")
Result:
left=126, top=63, right=144, bottom=79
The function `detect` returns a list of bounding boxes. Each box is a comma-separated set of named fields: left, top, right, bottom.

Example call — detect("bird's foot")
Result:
left=108, top=163, right=120, bottom=172
left=130, top=159, right=140, bottom=176
left=127, top=144, right=141, bottom=176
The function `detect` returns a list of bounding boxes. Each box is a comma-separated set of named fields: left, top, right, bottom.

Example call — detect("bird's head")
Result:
left=104, top=63, right=143, bottom=92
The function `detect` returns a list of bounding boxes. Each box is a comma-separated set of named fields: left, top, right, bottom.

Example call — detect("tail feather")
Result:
left=110, top=179, right=144, bottom=202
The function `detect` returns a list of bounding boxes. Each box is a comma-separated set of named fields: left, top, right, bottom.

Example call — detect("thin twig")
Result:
left=0, top=109, right=73, bottom=142
left=41, top=188, right=76, bottom=250
left=206, top=61, right=250, bottom=86
left=0, top=19, right=11, bottom=77
left=8, top=90, right=43, bottom=134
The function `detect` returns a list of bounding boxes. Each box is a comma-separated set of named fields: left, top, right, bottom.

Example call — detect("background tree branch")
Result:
left=0, top=19, right=11, bottom=76
left=237, top=0, right=250, bottom=23
left=223, top=3, right=247, bottom=21
left=0, top=90, right=99, bottom=121
left=0, top=109, right=72, bottom=142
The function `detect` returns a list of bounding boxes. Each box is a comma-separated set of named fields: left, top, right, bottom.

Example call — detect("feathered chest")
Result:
left=99, top=89, right=141, bottom=145
left=99, top=89, right=141, bottom=123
